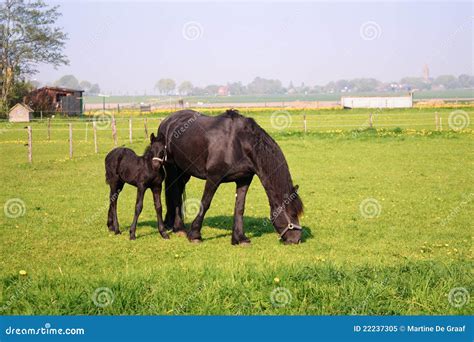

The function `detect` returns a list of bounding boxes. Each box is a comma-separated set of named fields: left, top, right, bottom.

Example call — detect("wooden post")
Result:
left=129, top=118, right=133, bottom=143
left=435, top=111, right=439, bottom=131
left=144, top=117, right=148, bottom=139
left=27, top=126, right=32, bottom=163
left=85, top=122, right=89, bottom=141
left=112, top=116, right=117, bottom=146
left=69, top=123, right=73, bottom=159
left=303, top=113, right=307, bottom=133
left=93, top=121, right=98, bottom=153
left=117, top=104, right=120, bottom=114
left=40, top=111, right=43, bottom=121
left=47, top=118, right=51, bottom=140
left=439, top=117, right=443, bottom=131
left=369, top=113, right=373, bottom=128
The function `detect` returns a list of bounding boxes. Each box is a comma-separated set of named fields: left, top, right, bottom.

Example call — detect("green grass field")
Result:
left=0, top=108, right=472, bottom=315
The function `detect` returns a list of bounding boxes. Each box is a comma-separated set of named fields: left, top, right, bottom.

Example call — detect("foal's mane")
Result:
left=240, top=112, right=304, bottom=217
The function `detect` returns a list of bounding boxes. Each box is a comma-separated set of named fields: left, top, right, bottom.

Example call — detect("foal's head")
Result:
left=149, top=133, right=166, bottom=171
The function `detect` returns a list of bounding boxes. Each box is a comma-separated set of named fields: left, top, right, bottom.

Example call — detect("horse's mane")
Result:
left=245, top=117, right=304, bottom=217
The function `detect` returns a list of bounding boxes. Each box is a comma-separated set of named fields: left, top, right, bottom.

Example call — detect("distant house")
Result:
left=217, top=86, right=229, bottom=96
left=8, top=103, right=34, bottom=122
left=24, top=86, right=84, bottom=115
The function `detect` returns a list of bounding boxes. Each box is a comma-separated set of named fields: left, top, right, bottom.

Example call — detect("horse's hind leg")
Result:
left=187, top=178, right=219, bottom=243
left=108, top=181, right=124, bottom=234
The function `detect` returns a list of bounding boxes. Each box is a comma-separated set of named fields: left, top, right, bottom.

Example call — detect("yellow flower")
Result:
left=19, top=270, right=27, bottom=276
left=274, top=277, right=280, bottom=284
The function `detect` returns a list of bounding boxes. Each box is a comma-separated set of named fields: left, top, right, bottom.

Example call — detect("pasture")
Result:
left=0, top=107, right=472, bottom=315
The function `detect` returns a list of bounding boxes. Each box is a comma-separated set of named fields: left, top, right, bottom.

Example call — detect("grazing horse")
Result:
left=157, top=109, right=303, bottom=245
left=105, top=133, right=167, bottom=240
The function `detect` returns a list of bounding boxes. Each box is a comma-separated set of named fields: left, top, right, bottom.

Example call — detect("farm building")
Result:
left=24, top=86, right=84, bottom=115
left=341, top=94, right=413, bottom=109
left=8, top=103, right=34, bottom=122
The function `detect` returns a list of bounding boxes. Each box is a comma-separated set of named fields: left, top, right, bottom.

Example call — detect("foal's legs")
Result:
left=129, top=185, right=146, bottom=240
left=187, top=178, right=219, bottom=242
left=231, top=177, right=253, bottom=245
left=152, top=185, right=169, bottom=239
left=107, top=181, right=124, bottom=234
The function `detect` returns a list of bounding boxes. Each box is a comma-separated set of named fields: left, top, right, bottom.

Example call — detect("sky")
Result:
left=37, top=1, right=474, bottom=94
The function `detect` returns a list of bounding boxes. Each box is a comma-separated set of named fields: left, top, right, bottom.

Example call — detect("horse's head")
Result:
left=271, top=185, right=304, bottom=244
left=149, top=133, right=166, bottom=171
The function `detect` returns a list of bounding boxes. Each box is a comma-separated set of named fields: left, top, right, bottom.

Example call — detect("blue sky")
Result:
left=37, top=1, right=473, bottom=94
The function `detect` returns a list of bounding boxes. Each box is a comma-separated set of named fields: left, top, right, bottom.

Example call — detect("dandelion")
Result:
left=19, top=270, right=27, bottom=276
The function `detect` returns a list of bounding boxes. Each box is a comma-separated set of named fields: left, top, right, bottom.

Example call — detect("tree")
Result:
left=88, top=83, right=100, bottom=95
left=0, top=0, right=68, bottom=113
left=79, top=80, right=91, bottom=92
left=247, top=77, right=284, bottom=94
left=155, top=79, right=176, bottom=95
left=54, top=75, right=80, bottom=89
left=178, top=81, right=193, bottom=95
left=434, top=75, right=459, bottom=89
left=457, top=74, right=474, bottom=88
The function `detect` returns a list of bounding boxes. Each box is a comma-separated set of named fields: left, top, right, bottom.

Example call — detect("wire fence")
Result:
left=0, top=109, right=472, bottom=164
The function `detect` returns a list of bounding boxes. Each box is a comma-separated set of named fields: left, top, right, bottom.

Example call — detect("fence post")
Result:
left=40, top=111, right=43, bottom=121
left=85, top=122, right=89, bottom=141
left=129, top=118, right=133, bottom=143
left=303, top=113, right=307, bottom=134
left=112, top=116, right=118, bottom=146
left=93, top=121, right=98, bottom=153
left=439, top=117, right=443, bottom=131
left=144, top=117, right=148, bottom=139
left=435, top=111, right=439, bottom=131
left=27, top=126, right=32, bottom=163
left=69, top=123, right=73, bottom=159
left=47, top=118, right=51, bottom=140
left=369, top=113, right=373, bottom=128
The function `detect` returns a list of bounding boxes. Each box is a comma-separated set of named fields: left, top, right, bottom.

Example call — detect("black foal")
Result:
left=105, top=133, right=168, bottom=240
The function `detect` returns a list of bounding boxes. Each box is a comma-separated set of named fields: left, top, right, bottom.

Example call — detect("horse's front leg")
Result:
left=232, top=177, right=253, bottom=245
left=187, top=179, right=219, bottom=243
left=129, top=186, right=146, bottom=240
left=152, top=185, right=169, bottom=239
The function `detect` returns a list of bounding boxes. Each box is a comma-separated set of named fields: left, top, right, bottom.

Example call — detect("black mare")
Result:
left=157, top=109, right=304, bottom=245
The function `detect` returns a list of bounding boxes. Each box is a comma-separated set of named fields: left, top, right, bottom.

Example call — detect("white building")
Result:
left=341, top=94, right=413, bottom=109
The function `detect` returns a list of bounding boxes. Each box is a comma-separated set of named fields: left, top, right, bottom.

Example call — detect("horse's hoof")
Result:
left=115, top=230, right=121, bottom=235
left=130, top=236, right=136, bottom=240
left=161, top=233, right=170, bottom=240
left=174, top=230, right=187, bottom=237
left=239, top=241, right=251, bottom=246
left=190, top=239, right=202, bottom=244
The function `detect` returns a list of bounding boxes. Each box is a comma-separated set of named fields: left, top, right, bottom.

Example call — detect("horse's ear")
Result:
left=150, top=133, right=156, bottom=143
left=294, top=185, right=299, bottom=193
